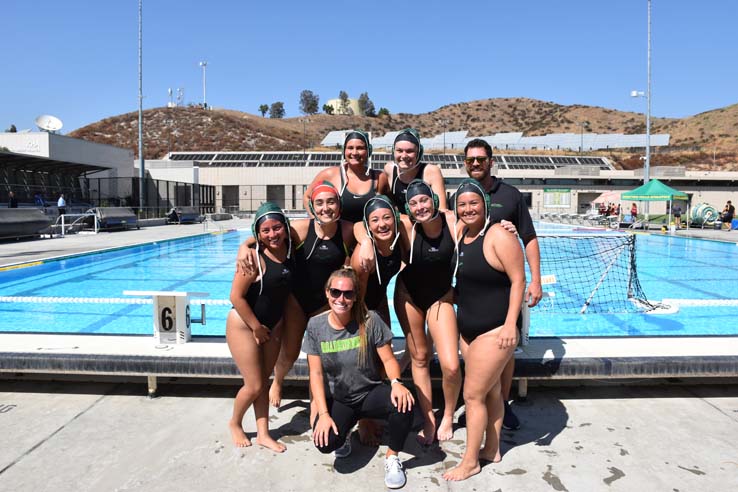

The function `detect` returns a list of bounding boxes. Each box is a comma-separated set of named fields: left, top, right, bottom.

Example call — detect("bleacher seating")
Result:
left=167, top=207, right=202, bottom=224
left=0, top=208, right=53, bottom=239
left=86, top=207, right=138, bottom=230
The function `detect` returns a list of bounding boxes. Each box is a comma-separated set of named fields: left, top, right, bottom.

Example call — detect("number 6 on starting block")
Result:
left=124, top=290, right=208, bottom=344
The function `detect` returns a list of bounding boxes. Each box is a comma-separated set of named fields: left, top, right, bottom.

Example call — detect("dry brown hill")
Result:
left=69, top=98, right=738, bottom=170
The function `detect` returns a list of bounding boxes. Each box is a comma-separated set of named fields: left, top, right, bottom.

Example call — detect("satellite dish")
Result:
left=34, top=114, right=63, bottom=133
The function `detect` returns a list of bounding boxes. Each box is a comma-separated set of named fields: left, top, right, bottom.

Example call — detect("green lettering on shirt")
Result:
left=321, top=336, right=361, bottom=353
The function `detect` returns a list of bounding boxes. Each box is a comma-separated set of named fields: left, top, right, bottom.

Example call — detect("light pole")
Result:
left=630, top=0, right=652, bottom=218
left=301, top=118, right=309, bottom=160
left=579, top=121, right=589, bottom=153
left=199, top=61, right=208, bottom=108
left=439, top=118, right=449, bottom=155
left=631, top=1, right=652, bottom=185
left=137, top=0, right=145, bottom=211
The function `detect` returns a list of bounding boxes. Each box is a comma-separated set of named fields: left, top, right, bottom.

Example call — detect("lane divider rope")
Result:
left=0, top=296, right=232, bottom=305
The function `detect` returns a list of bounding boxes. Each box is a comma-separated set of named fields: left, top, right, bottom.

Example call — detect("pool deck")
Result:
left=2, top=221, right=738, bottom=490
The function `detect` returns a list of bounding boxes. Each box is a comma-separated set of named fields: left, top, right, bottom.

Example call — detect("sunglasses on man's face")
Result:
left=464, top=156, right=490, bottom=165
left=328, top=287, right=355, bottom=300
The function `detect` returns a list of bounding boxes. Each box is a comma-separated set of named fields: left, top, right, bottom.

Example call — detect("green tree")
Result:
left=358, top=92, right=376, bottom=117
left=258, top=104, right=269, bottom=117
left=299, top=90, right=320, bottom=115
left=377, top=107, right=390, bottom=117
left=323, top=104, right=334, bottom=115
left=338, top=90, right=350, bottom=114
left=269, top=102, right=285, bottom=119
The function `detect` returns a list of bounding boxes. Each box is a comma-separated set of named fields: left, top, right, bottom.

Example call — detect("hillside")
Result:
left=69, top=98, right=738, bottom=170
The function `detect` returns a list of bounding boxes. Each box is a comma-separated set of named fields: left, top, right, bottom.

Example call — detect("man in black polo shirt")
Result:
left=458, top=138, right=542, bottom=430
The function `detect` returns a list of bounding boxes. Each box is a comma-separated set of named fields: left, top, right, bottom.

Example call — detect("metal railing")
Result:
left=51, top=213, right=99, bottom=237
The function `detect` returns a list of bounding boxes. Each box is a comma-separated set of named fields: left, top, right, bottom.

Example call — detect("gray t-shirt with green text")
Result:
left=302, top=310, right=393, bottom=406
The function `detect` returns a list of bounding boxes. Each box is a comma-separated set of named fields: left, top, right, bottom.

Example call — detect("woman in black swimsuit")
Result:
left=393, top=180, right=461, bottom=444
left=383, top=128, right=447, bottom=212
left=443, top=180, right=525, bottom=482
left=236, top=183, right=356, bottom=408
left=351, top=195, right=405, bottom=325
left=227, top=202, right=295, bottom=453
left=305, top=130, right=389, bottom=223
left=352, top=180, right=461, bottom=445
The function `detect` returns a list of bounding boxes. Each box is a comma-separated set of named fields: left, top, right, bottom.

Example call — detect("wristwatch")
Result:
left=390, top=378, right=403, bottom=385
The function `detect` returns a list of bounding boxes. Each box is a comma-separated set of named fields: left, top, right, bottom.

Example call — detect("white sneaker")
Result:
left=384, top=455, right=406, bottom=489
left=334, top=433, right=352, bottom=459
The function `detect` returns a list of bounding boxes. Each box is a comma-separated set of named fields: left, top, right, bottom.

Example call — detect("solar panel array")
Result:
left=371, top=131, right=402, bottom=149
left=320, top=130, right=349, bottom=147
left=167, top=151, right=613, bottom=170
left=476, top=132, right=669, bottom=151
left=319, top=129, right=668, bottom=152
left=326, top=129, right=670, bottom=152
left=496, top=155, right=611, bottom=170
left=420, top=131, right=469, bottom=150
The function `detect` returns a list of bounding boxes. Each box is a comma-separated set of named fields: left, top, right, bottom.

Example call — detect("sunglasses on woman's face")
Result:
left=328, top=287, right=355, bottom=300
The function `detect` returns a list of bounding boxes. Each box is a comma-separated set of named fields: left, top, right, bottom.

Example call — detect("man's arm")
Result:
left=523, top=236, right=542, bottom=307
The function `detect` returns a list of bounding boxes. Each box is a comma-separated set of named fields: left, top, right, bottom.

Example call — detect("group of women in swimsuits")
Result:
left=226, top=129, right=525, bottom=485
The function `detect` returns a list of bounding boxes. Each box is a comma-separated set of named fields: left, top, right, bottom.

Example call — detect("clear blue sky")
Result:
left=4, top=0, right=737, bottom=132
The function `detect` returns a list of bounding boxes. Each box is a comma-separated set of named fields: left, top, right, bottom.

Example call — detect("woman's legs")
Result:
left=253, top=320, right=287, bottom=452
left=426, top=295, right=461, bottom=441
left=225, top=309, right=265, bottom=447
left=479, top=382, right=504, bottom=463
left=359, top=385, right=413, bottom=456
left=394, top=279, right=435, bottom=445
left=358, top=296, right=391, bottom=446
left=312, top=399, right=357, bottom=454
left=268, top=295, right=309, bottom=408
left=443, top=329, right=514, bottom=481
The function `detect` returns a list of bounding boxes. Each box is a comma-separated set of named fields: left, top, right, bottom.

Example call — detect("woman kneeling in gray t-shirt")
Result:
left=303, top=266, right=414, bottom=489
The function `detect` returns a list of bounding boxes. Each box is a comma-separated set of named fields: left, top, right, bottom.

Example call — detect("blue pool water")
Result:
left=1, top=229, right=737, bottom=337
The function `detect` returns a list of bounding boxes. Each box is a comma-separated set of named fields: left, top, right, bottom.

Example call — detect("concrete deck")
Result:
left=0, top=217, right=251, bottom=269
left=1, top=380, right=737, bottom=491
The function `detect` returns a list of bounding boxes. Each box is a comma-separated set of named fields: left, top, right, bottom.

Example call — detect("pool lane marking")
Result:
left=0, top=296, right=232, bottom=305
left=0, top=261, right=43, bottom=272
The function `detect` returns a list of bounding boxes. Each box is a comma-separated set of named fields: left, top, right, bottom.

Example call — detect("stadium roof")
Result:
left=0, top=150, right=111, bottom=175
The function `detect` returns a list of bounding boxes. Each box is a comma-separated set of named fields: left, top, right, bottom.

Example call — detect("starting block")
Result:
left=123, top=290, right=208, bottom=344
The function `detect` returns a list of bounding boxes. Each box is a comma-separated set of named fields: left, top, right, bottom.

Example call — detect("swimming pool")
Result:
left=1, top=229, right=737, bottom=337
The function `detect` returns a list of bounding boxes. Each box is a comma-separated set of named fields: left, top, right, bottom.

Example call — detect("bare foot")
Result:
left=228, top=422, right=252, bottom=448
left=443, top=461, right=481, bottom=481
left=255, top=435, right=286, bottom=453
left=358, top=419, right=382, bottom=446
left=416, top=419, right=437, bottom=446
left=436, top=415, right=454, bottom=442
left=268, top=381, right=282, bottom=408
left=479, top=448, right=502, bottom=463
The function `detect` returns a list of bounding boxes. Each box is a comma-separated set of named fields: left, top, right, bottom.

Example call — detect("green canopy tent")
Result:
left=621, top=179, right=689, bottom=229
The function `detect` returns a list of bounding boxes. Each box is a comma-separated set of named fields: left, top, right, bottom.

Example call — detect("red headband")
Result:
left=311, top=183, right=338, bottom=202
